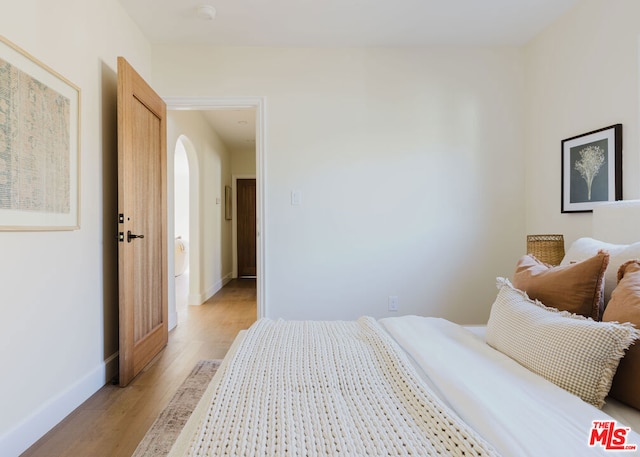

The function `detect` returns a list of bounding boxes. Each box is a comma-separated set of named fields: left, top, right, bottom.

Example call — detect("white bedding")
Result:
left=168, top=316, right=640, bottom=457
left=169, top=318, right=498, bottom=456
left=381, top=316, right=640, bottom=456
left=464, top=324, right=640, bottom=435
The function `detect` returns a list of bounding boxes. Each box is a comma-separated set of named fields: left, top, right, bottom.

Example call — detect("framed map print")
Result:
left=0, top=35, right=80, bottom=230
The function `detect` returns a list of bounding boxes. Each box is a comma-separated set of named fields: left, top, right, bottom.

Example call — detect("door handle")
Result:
left=127, top=230, right=145, bottom=243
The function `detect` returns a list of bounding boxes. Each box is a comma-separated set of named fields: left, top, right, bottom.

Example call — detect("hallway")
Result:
left=22, top=279, right=257, bottom=457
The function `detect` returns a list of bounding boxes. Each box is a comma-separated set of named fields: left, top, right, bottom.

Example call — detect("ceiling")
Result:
left=199, top=109, right=257, bottom=152
left=119, top=0, right=579, bottom=47
left=123, top=0, right=581, bottom=151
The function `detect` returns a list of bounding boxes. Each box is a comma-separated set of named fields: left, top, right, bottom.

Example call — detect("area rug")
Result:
left=132, top=359, right=221, bottom=457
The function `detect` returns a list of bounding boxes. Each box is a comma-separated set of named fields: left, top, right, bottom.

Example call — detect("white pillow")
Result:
left=486, top=278, right=639, bottom=408
left=561, top=237, right=640, bottom=305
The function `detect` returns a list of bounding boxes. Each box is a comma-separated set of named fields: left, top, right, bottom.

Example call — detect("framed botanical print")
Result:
left=561, top=124, right=622, bottom=213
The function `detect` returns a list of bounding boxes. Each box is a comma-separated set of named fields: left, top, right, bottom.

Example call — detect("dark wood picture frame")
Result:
left=561, top=124, right=622, bottom=213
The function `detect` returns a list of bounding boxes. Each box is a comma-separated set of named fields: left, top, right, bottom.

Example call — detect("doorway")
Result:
left=165, top=97, right=266, bottom=321
left=173, top=136, right=195, bottom=314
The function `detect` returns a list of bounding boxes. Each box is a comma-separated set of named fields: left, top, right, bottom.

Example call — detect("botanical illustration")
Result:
left=568, top=137, right=609, bottom=205
left=574, top=145, right=605, bottom=200
left=562, top=124, right=621, bottom=213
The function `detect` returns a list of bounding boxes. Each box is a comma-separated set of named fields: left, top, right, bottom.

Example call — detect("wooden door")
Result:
left=117, top=57, right=168, bottom=386
left=237, top=179, right=256, bottom=277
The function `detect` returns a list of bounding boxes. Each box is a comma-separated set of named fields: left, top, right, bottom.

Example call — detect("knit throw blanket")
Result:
left=181, top=317, right=500, bottom=456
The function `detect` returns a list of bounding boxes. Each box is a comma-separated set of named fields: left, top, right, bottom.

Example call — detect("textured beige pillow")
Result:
left=512, top=251, right=608, bottom=320
left=487, top=278, right=638, bottom=408
left=603, top=260, right=640, bottom=410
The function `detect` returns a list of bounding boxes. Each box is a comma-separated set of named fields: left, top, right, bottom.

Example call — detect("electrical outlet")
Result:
left=388, top=296, right=398, bottom=312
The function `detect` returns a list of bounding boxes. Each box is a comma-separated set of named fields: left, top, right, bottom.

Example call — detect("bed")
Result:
left=167, top=201, right=640, bottom=456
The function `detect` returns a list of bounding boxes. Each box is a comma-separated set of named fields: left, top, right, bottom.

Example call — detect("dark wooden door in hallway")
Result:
left=237, top=179, right=256, bottom=277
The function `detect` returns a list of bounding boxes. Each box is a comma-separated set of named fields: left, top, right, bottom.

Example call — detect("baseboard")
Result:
left=0, top=354, right=118, bottom=456
left=169, top=309, right=178, bottom=331
left=222, top=273, right=233, bottom=287
left=190, top=274, right=233, bottom=306
left=204, top=274, right=233, bottom=302
left=188, top=292, right=204, bottom=306
left=104, top=351, right=119, bottom=383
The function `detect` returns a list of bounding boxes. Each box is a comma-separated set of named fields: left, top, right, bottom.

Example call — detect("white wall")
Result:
left=525, top=0, right=640, bottom=245
left=167, top=110, right=233, bottom=325
left=232, top=147, right=257, bottom=176
left=153, top=46, right=527, bottom=323
left=0, top=0, right=152, bottom=455
left=174, top=140, right=190, bottom=243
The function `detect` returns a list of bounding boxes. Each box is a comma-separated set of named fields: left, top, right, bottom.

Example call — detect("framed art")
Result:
left=561, top=124, right=622, bottom=213
left=225, top=185, right=232, bottom=220
left=0, top=35, right=81, bottom=230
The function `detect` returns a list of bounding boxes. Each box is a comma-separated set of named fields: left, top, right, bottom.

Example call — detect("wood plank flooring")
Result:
left=21, top=279, right=256, bottom=457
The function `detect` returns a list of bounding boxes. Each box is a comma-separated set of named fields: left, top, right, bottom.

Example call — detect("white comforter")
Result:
left=170, top=317, right=499, bottom=456
left=380, top=316, right=640, bottom=456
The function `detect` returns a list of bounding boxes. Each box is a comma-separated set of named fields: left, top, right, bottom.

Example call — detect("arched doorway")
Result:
left=173, top=135, right=200, bottom=314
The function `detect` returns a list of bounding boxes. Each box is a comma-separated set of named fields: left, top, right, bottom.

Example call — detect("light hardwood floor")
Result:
left=21, top=279, right=257, bottom=457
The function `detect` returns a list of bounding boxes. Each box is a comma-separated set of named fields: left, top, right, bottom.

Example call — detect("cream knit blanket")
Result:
left=178, top=317, right=500, bottom=456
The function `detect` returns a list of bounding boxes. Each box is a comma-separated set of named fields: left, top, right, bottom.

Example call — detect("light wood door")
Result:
left=117, top=57, right=168, bottom=387
left=237, top=179, right=256, bottom=277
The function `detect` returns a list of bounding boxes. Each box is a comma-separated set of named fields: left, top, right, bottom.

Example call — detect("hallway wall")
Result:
left=166, top=110, right=233, bottom=329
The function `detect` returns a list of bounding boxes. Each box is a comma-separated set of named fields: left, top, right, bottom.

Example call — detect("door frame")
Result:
left=174, top=135, right=201, bottom=309
left=232, top=174, right=256, bottom=278
left=164, top=96, right=266, bottom=319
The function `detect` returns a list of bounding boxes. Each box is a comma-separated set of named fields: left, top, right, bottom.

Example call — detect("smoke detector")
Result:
left=196, top=4, right=217, bottom=20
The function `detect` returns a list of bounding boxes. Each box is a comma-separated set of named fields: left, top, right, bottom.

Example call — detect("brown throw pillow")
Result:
left=512, top=251, right=609, bottom=320
left=603, top=260, right=640, bottom=410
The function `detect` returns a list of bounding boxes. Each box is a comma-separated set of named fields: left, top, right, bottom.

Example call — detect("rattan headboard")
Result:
left=592, top=200, right=640, bottom=244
